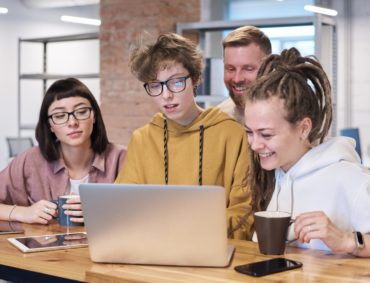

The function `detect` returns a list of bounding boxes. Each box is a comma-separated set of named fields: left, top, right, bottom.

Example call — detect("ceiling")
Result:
left=0, top=0, right=100, bottom=23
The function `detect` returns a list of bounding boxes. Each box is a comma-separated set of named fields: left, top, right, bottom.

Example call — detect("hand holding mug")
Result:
left=16, top=200, right=57, bottom=224
left=57, top=195, right=84, bottom=226
left=294, top=211, right=354, bottom=253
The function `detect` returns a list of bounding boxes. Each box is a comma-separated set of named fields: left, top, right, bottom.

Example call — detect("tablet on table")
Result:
left=8, top=232, right=88, bottom=253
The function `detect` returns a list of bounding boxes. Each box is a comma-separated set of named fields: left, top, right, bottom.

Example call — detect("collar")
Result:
left=51, top=152, right=104, bottom=174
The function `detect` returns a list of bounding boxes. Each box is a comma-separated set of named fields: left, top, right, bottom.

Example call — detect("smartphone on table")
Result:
left=234, top=257, right=303, bottom=277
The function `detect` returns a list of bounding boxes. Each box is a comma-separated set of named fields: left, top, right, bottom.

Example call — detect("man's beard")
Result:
left=229, top=90, right=246, bottom=109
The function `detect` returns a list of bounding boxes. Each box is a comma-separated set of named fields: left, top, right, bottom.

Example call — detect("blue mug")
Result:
left=57, top=195, right=83, bottom=226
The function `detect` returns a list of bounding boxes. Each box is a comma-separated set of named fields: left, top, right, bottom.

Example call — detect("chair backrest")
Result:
left=339, top=128, right=362, bottom=161
left=6, top=137, right=34, bottom=158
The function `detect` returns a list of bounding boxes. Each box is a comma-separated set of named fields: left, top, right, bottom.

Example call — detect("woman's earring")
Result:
left=193, top=86, right=198, bottom=97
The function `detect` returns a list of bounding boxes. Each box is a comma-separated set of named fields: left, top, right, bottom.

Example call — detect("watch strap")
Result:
left=351, top=231, right=364, bottom=255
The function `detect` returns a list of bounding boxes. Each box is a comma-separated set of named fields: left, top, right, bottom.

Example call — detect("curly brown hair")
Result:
left=130, top=33, right=203, bottom=86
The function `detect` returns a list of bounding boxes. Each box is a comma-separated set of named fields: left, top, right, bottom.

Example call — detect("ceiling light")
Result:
left=61, top=15, right=101, bottom=26
left=0, top=7, right=9, bottom=14
left=304, top=5, right=338, bottom=16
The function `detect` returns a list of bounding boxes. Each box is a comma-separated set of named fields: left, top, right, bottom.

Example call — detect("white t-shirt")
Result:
left=68, top=174, right=89, bottom=195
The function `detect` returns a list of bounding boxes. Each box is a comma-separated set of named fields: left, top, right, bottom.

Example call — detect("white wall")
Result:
left=350, top=0, right=370, bottom=162
left=0, top=0, right=99, bottom=169
left=333, top=0, right=370, bottom=164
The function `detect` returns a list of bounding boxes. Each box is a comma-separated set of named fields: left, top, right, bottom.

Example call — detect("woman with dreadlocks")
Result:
left=245, top=47, right=370, bottom=256
left=115, top=33, right=253, bottom=240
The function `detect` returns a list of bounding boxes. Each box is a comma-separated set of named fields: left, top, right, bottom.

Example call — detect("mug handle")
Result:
left=286, top=218, right=297, bottom=244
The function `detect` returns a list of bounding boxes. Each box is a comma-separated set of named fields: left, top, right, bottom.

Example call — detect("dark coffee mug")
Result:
left=57, top=195, right=83, bottom=227
left=254, top=211, right=291, bottom=255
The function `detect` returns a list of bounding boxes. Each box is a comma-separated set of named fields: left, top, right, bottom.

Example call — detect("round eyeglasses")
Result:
left=143, top=75, right=190, bottom=97
left=48, top=107, right=93, bottom=125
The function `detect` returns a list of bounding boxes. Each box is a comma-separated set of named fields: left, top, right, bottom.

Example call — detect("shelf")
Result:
left=20, top=73, right=99, bottom=80
left=19, top=124, right=37, bottom=130
left=18, top=32, right=100, bottom=135
left=176, top=17, right=314, bottom=34
left=20, top=33, right=99, bottom=43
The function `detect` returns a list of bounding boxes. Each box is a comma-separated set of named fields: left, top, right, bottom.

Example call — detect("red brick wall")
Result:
left=100, top=0, right=201, bottom=146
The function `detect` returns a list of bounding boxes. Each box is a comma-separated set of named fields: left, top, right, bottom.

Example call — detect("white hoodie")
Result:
left=266, top=136, right=370, bottom=251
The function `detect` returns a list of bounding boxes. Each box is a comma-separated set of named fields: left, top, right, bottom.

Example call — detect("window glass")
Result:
left=227, top=0, right=314, bottom=20
left=261, top=26, right=315, bottom=55
left=226, top=0, right=315, bottom=55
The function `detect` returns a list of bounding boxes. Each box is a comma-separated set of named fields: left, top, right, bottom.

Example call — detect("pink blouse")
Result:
left=0, top=143, right=126, bottom=206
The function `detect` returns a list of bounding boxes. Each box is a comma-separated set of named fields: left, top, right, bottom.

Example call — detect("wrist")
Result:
left=9, top=205, right=25, bottom=223
left=8, top=205, right=17, bottom=221
left=348, top=231, right=365, bottom=255
left=346, top=232, right=357, bottom=254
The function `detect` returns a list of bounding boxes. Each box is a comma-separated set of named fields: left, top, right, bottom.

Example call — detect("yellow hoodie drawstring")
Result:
left=198, top=125, right=204, bottom=186
left=163, top=120, right=204, bottom=186
left=164, top=119, right=168, bottom=185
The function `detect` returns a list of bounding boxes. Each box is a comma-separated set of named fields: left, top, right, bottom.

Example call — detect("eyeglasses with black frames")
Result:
left=143, top=75, right=191, bottom=97
left=48, top=107, right=93, bottom=125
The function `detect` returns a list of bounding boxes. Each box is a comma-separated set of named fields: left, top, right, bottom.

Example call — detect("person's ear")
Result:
left=299, top=117, right=312, bottom=140
left=49, top=121, right=55, bottom=133
left=193, top=85, right=198, bottom=97
left=193, top=78, right=201, bottom=97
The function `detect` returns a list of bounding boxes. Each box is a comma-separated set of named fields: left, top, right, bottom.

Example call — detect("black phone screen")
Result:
left=234, top=257, right=303, bottom=277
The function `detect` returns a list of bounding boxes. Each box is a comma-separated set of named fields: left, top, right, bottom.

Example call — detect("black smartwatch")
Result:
left=352, top=231, right=365, bottom=254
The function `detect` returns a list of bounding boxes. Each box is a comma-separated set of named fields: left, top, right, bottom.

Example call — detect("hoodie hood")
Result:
left=150, top=107, right=234, bottom=135
left=273, top=136, right=361, bottom=213
left=278, top=136, right=360, bottom=181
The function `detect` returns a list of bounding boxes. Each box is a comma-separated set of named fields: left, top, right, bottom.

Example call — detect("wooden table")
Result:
left=0, top=222, right=370, bottom=282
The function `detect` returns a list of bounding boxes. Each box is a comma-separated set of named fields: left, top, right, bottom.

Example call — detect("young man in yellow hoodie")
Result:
left=115, top=33, right=252, bottom=240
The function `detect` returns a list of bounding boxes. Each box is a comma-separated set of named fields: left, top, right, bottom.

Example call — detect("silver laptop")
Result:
left=79, top=183, right=234, bottom=267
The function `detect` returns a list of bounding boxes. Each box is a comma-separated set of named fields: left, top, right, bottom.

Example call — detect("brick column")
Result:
left=100, top=0, right=200, bottom=146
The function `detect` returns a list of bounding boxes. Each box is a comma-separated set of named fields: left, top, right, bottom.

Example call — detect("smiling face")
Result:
left=151, top=62, right=200, bottom=126
left=48, top=96, right=95, bottom=150
left=223, top=43, right=266, bottom=108
left=244, top=96, right=312, bottom=172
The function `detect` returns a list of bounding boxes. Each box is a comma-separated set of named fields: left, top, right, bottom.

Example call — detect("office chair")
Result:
left=6, top=137, right=34, bottom=158
left=339, top=128, right=362, bottom=161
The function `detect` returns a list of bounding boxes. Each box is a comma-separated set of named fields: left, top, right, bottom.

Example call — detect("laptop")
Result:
left=79, top=183, right=234, bottom=267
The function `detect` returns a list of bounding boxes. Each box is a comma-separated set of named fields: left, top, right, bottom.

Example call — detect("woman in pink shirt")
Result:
left=0, top=78, right=126, bottom=224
